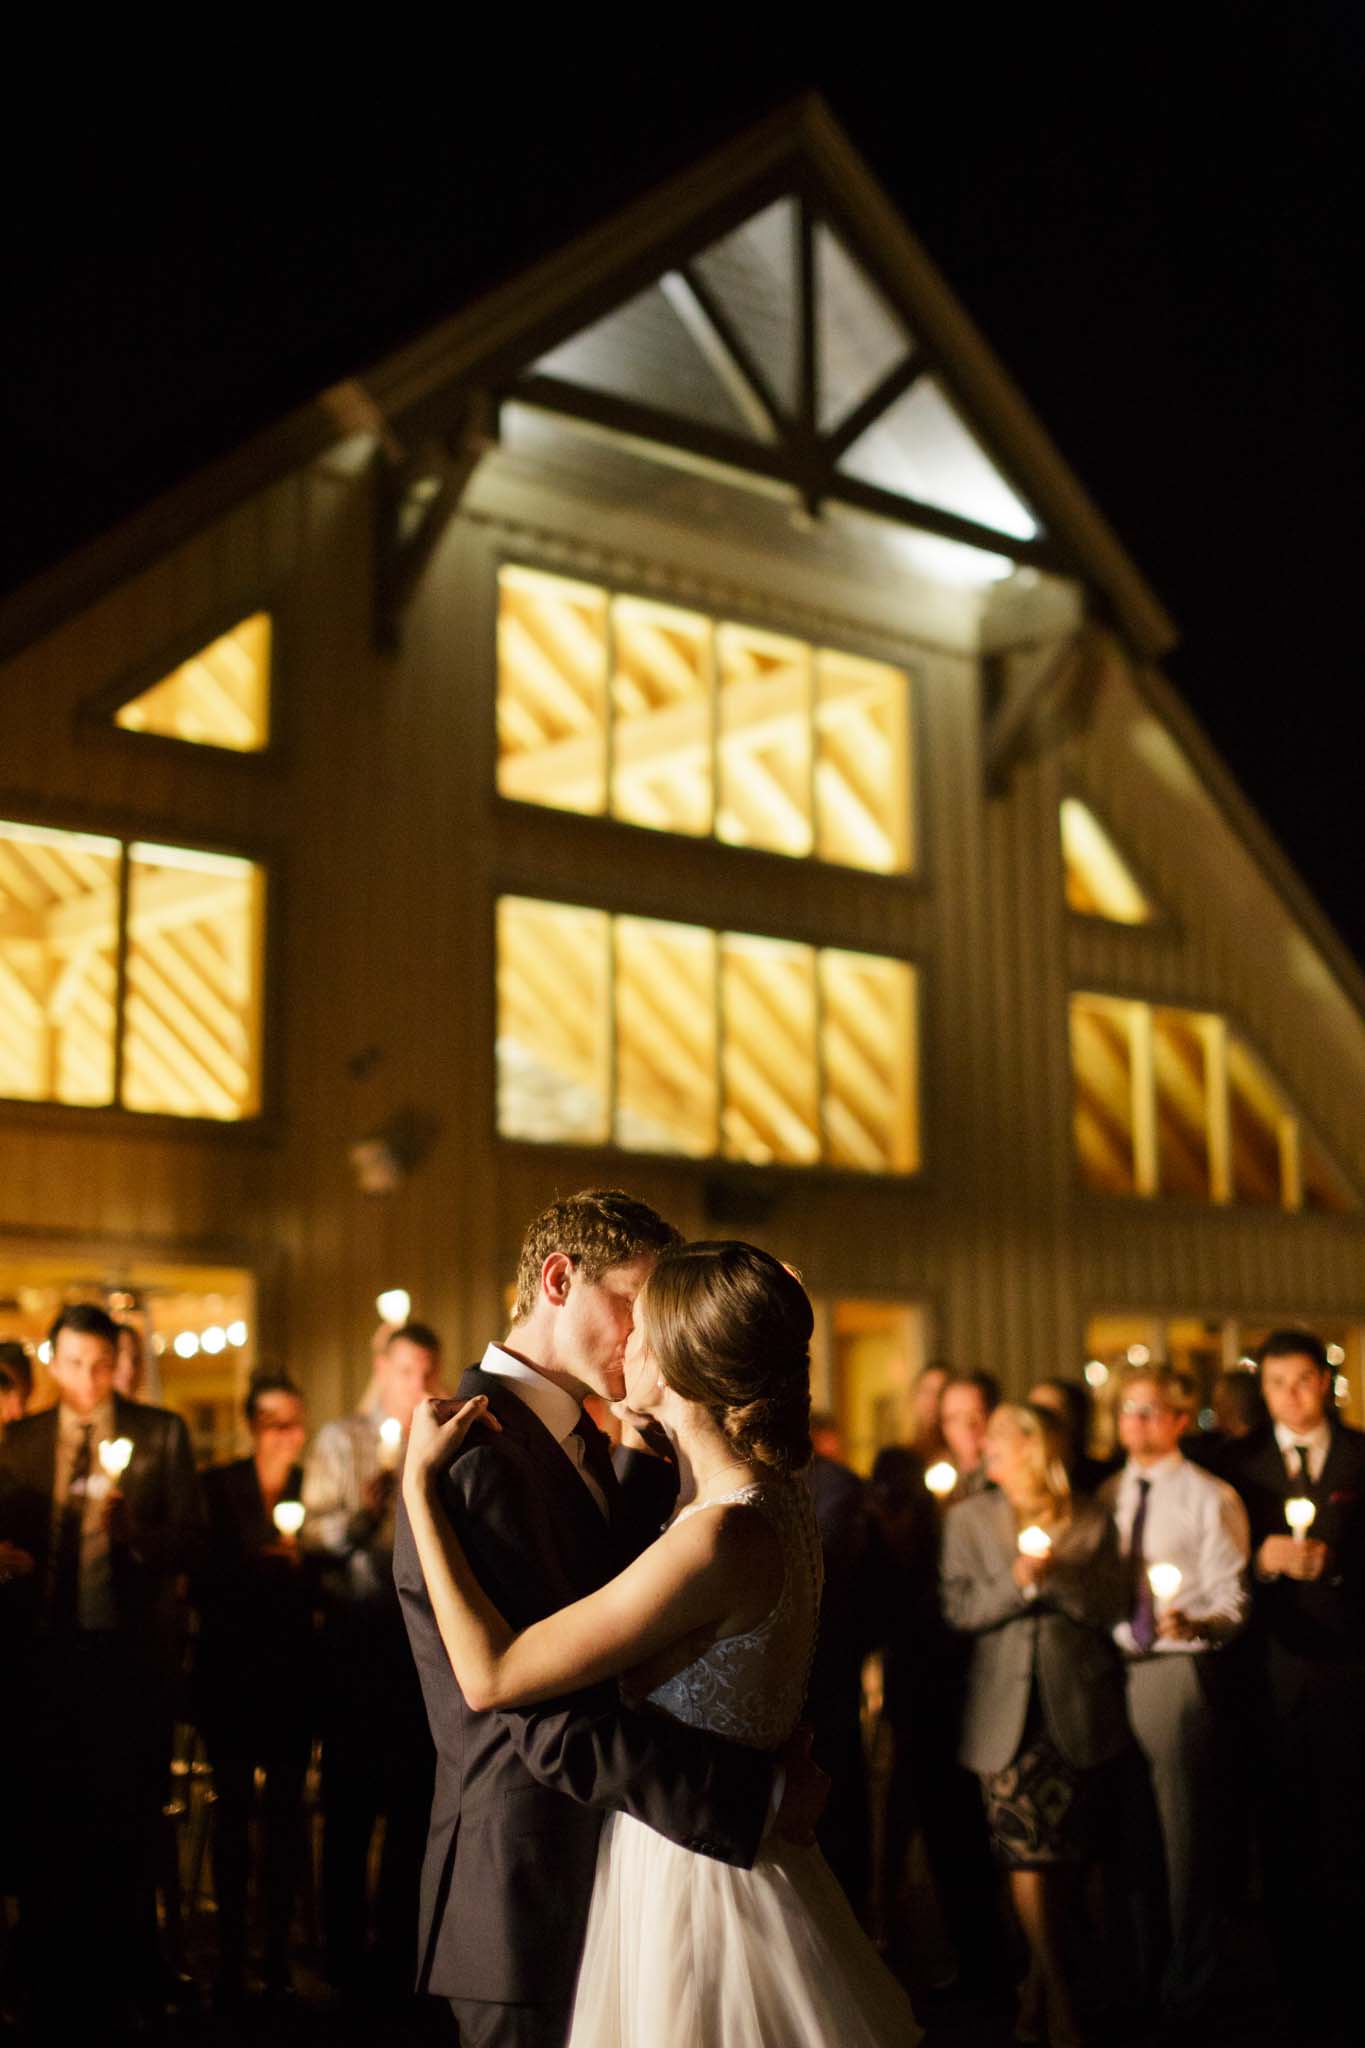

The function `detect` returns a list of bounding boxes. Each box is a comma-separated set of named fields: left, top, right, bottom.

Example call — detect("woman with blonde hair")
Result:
left=941, top=1402, right=1127, bottom=2047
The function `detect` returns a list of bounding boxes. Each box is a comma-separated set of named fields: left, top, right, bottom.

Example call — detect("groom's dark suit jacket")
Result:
left=393, top=1363, right=775, bottom=2006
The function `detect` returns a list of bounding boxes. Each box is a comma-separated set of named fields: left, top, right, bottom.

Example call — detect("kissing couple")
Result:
left=395, top=1188, right=922, bottom=2045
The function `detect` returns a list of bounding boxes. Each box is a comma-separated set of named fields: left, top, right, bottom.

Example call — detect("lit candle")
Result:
left=98, top=1437, right=134, bottom=1481
left=1285, top=1496, right=1317, bottom=1540
left=378, top=1417, right=404, bottom=1471
left=273, top=1500, right=305, bottom=1539
left=1018, top=1524, right=1052, bottom=1559
left=1147, top=1561, right=1183, bottom=1606
left=376, top=1289, right=411, bottom=1326
left=924, top=1460, right=958, bottom=1500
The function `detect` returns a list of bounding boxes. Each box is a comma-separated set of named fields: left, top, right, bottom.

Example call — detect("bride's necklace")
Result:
left=690, top=1458, right=757, bottom=1507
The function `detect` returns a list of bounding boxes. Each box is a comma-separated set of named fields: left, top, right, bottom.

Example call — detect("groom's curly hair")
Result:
left=511, top=1189, right=680, bottom=1322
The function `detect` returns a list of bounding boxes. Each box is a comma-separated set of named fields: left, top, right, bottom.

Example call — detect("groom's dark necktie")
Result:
left=571, top=1411, right=619, bottom=1522
left=1129, top=1477, right=1157, bottom=1653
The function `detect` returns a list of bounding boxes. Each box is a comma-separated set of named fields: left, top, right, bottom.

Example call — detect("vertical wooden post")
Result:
left=1204, top=1013, right=1232, bottom=1204
left=1129, top=1002, right=1157, bottom=1196
left=1278, top=1114, right=1302, bottom=1211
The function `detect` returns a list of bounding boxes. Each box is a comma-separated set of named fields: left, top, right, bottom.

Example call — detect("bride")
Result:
left=402, top=1240, right=921, bottom=2046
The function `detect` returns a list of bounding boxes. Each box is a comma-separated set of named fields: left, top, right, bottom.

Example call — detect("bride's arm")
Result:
left=402, top=1397, right=778, bottom=1712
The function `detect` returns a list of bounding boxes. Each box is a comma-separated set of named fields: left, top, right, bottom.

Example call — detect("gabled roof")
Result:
left=0, top=96, right=1174, bottom=670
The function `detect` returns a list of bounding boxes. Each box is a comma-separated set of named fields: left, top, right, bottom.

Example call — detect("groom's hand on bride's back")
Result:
left=771, top=1725, right=829, bottom=1847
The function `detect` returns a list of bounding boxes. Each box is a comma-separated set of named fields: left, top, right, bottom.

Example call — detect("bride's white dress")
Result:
left=567, top=1480, right=923, bottom=2046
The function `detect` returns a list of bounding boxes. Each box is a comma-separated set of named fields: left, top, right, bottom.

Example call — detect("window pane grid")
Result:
left=0, top=818, right=264, bottom=1121
left=1071, top=992, right=1354, bottom=1213
left=497, top=894, right=916, bottom=1174
left=496, top=565, right=912, bottom=874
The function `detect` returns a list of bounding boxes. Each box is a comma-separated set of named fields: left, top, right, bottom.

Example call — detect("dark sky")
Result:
left=5, top=13, right=1360, bottom=961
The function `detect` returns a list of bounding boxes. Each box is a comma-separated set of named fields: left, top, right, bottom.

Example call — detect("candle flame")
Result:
left=1018, top=1524, right=1052, bottom=1558
left=1285, top=1496, right=1317, bottom=1536
left=924, top=1460, right=958, bottom=1499
left=98, top=1437, right=134, bottom=1479
left=273, top=1500, right=305, bottom=1538
left=1147, top=1561, right=1183, bottom=1603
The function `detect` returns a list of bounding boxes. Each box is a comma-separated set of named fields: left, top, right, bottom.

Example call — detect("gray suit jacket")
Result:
left=941, top=1490, right=1129, bottom=1774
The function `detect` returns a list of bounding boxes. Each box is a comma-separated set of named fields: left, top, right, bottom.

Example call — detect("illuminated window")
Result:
left=496, top=896, right=918, bottom=1173
left=114, top=613, right=271, bottom=753
left=122, top=845, right=265, bottom=1120
left=615, top=917, right=716, bottom=1154
left=496, top=898, right=609, bottom=1143
left=496, top=568, right=608, bottom=815
left=1071, top=992, right=1354, bottom=1212
left=720, top=932, right=819, bottom=1162
left=496, top=566, right=912, bottom=873
left=1060, top=799, right=1153, bottom=923
left=0, top=819, right=265, bottom=1120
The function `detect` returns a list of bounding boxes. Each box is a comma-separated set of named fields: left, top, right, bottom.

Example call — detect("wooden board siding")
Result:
left=4, top=431, right=1364, bottom=1425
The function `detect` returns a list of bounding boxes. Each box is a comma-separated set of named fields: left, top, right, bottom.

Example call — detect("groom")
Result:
left=394, top=1189, right=820, bottom=2047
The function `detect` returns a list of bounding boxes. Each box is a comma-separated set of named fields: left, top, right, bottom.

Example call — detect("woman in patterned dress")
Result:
left=941, top=1403, right=1128, bottom=2047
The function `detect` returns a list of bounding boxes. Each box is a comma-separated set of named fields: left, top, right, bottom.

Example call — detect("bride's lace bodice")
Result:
left=645, top=1479, right=823, bottom=1750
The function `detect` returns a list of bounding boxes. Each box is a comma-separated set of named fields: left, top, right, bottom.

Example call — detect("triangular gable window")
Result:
left=841, top=377, right=1038, bottom=542
left=514, top=192, right=1046, bottom=576
left=113, top=613, right=271, bottom=753
left=1060, top=798, right=1154, bottom=924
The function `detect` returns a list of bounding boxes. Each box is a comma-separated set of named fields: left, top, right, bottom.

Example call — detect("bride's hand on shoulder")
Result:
left=404, top=1394, right=500, bottom=1502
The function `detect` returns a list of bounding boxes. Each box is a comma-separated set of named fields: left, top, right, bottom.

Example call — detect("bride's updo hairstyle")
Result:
left=638, top=1241, right=814, bottom=1476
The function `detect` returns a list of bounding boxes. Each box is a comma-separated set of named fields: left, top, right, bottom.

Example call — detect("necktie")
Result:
left=571, top=1411, right=619, bottom=1520
left=51, top=1425, right=92, bottom=1628
left=1130, top=1477, right=1156, bottom=1652
left=1293, top=1443, right=1314, bottom=1485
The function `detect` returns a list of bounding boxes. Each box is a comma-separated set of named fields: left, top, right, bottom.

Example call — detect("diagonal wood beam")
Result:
left=374, top=390, right=498, bottom=653
left=667, top=266, right=787, bottom=441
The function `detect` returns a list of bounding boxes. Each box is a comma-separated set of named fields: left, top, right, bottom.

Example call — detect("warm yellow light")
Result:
left=1127, top=1344, right=1151, bottom=1367
left=1084, top=1359, right=1109, bottom=1389
left=1147, top=1561, right=1183, bottom=1604
left=924, top=1460, right=957, bottom=1500
left=1286, top=1497, right=1317, bottom=1538
left=98, top=1437, right=134, bottom=1479
left=272, top=1501, right=305, bottom=1538
left=377, top=1289, right=412, bottom=1325
left=174, top=1331, right=200, bottom=1359
left=227, top=1320, right=248, bottom=1347
left=201, top=1326, right=227, bottom=1356
left=1018, top=1525, right=1052, bottom=1559
left=378, top=1417, right=405, bottom=1471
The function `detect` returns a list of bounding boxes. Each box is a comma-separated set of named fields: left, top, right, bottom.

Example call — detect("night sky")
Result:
left=5, top=14, right=1360, bottom=962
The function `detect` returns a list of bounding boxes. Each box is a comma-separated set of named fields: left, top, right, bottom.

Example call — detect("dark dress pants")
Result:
left=205, top=1717, right=309, bottom=1987
left=451, top=1995, right=573, bottom=2047
left=884, top=1676, right=1006, bottom=1985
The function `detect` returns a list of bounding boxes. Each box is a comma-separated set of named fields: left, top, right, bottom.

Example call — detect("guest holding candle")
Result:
left=1100, top=1363, right=1249, bottom=2030
left=302, top=1321, right=441, bottom=2004
left=941, top=1403, right=1127, bottom=2048
left=0, top=1304, right=203, bottom=2039
left=1227, top=1330, right=1365, bottom=2035
left=193, top=1372, right=314, bottom=2007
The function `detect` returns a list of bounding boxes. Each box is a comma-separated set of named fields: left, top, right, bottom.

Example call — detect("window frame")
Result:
left=75, top=593, right=288, bottom=769
left=0, top=799, right=277, bottom=1135
left=492, top=888, right=923, bottom=1183
left=492, top=553, right=920, bottom=880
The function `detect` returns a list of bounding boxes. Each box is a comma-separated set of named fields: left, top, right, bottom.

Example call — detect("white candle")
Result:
left=1285, top=1496, right=1317, bottom=1540
left=924, top=1460, right=958, bottom=1500
left=98, top=1437, right=134, bottom=1480
left=273, top=1500, right=305, bottom=1538
left=378, top=1416, right=404, bottom=1471
left=1147, top=1561, right=1183, bottom=1605
left=1018, top=1524, right=1052, bottom=1559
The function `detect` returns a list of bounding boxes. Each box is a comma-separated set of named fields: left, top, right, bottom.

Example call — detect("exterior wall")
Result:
left=4, top=428, right=1365, bottom=1429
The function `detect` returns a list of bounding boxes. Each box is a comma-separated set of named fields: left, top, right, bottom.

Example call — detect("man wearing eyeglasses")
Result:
left=1101, top=1363, right=1249, bottom=2031
left=1227, top=1329, right=1365, bottom=2037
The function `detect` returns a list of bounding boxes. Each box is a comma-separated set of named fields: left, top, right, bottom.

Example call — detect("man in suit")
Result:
left=0, top=1303, right=203, bottom=2037
left=194, top=1372, right=314, bottom=2006
left=803, top=1411, right=878, bottom=1920
left=303, top=1321, right=441, bottom=2003
left=1228, top=1328, right=1365, bottom=2035
left=1102, top=1363, right=1249, bottom=2027
left=394, top=1189, right=823, bottom=2048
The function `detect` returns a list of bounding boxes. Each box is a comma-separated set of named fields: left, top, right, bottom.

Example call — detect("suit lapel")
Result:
left=457, top=1366, right=618, bottom=1575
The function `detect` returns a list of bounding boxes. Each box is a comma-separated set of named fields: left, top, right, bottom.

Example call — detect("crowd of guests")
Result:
left=2, top=1310, right=1363, bottom=2045
left=0, top=1307, right=447, bottom=2038
left=802, top=1339, right=1365, bottom=2045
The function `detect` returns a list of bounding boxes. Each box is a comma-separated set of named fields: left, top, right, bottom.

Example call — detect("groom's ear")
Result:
left=541, top=1252, right=574, bottom=1307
